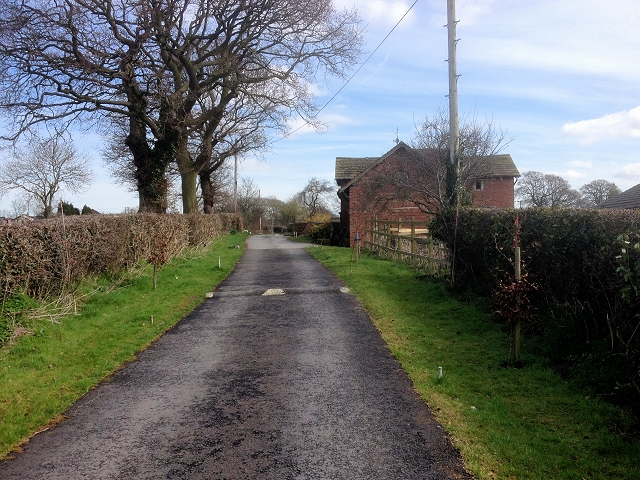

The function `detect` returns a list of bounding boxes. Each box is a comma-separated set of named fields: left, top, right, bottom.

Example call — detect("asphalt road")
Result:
left=0, top=235, right=472, bottom=479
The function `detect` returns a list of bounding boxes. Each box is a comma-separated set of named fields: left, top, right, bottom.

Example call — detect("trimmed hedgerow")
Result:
left=431, top=207, right=640, bottom=406
left=0, top=213, right=240, bottom=302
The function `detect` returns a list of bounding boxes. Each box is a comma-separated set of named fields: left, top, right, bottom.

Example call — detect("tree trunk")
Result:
left=200, top=170, right=214, bottom=214
left=199, top=153, right=229, bottom=215
left=134, top=154, right=169, bottom=213
left=175, top=142, right=200, bottom=214
left=180, top=168, right=199, bottom=214
left=126, top=118, right=170, bottom=214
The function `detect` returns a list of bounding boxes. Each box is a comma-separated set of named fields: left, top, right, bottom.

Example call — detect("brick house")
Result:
left=335, top=142, right=520, bottom=246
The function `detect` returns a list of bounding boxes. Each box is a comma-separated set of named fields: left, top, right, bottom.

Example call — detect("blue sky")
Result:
left=2, top=0, right=640, bottom=213
left=248, top=0, right=640, bottom=199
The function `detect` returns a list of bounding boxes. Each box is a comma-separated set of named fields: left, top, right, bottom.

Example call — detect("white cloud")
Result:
left=334, top=0, right=416, bottom=27
left=614, top=163, right=640, bottom=178
left=567, top=160, right=592, bottom=169
left=283, top=119, right=317, bottom=137
left=457, top=0, right=497, bottom=25
left=323, top=113, right=358, bottom=127
left=561, top=106, right=640, bottom=144
left=550, top=169, right=587, bottom=180
left=309, top=83, right=329, bottom=97
left=459, top=0, right=640, bottom=80
left=283, top=111, right=356, bottom=138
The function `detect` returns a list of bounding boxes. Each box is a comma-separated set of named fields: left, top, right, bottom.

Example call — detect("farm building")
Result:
left=335, top=142, right=520, bottom=246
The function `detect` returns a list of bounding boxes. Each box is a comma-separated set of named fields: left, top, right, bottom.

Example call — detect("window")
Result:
left=475, top=180, right=483, bottom=191
left=395, top=170, right=409, bottom=183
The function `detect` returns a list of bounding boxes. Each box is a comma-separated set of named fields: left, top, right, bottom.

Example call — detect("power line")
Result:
left=272, top=0, right=420, bottom=143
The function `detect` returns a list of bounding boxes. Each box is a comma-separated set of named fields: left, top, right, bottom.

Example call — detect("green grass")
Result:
left=308, top=245, right=640, bottom=480
left=0, top=233, right=247, bottom=458
left=284, top=233, right=313, bottom=244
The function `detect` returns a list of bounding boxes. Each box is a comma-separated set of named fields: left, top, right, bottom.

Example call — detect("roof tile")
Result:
left=599, top=183, right=640, bottom=209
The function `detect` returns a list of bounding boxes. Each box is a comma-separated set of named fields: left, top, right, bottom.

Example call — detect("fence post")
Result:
left=514, top=246, right=522, bottom=363
left=398, top=218, right=402, bottom=261
left=364, top=218, right=369, bottom=248
left=356, top=218, right=360, bottom=262
left=361, top=217, right=453, bottom=274
left=428, top=236, right=435, bottom=275
left=411, top=216, right=416, bottom=267
left=378, top=219, right=382, bottom=256
left=369, top=215, right=378, bottom=255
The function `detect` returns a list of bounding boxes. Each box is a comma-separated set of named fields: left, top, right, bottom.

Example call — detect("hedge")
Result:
left=431, top=207, right=640, bottom=406
left=0, top=213, right=241, bottom=301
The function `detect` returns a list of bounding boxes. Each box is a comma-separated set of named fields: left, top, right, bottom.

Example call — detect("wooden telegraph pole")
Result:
left=447, top=0, right=461, bottom=282
left=447, top=0, right=460, bottom=170
left=233, top=154, right=238, bottom=215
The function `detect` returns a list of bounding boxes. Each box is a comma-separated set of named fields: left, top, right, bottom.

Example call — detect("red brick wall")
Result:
left=339, top=150, right=516, bottom=247
left=472, top=177, right=515, bottom=208
left=345, top=183, right=431, bottom=247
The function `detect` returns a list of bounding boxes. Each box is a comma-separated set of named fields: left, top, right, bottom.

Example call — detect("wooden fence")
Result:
left=362, top=217, right=450, bottom=274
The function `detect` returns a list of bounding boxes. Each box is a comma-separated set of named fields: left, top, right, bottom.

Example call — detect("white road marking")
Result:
left=263, top=288, right=285, bottom=296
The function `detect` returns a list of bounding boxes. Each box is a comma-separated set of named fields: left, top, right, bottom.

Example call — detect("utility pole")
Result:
left=258, top=189, right=261, bottom=233
left=447, top=0, right=460, bottom=167
left=233, top=154, right=238, bottom=215
left=447, top=0, right=461, bottom=283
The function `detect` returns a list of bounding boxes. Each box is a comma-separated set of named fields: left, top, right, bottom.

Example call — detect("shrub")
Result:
left=306, top=222, right=332, bottom=242
left=431, top=207, right=640, bottom=405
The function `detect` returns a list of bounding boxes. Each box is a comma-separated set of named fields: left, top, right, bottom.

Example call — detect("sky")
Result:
left=1, top=0, right=640, bottom=214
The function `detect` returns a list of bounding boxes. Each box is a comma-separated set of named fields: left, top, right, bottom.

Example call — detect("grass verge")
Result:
left=308, top=245, right=640, bottom=480
left=0, top=232, right=247, bottom=458
left=283, top=234, right=313, bottom=244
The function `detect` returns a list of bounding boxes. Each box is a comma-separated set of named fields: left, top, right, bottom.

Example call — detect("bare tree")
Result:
left=197, top=93, right=271, bottom=214
left=103, top=98, right=267, bottom=214
left=0, top=136, right=92, bottom=217
left=0, top=0, right=363, bottom=213
left=10, top=195, right=32, bottom=217
left=236, top=177, right=264, bottom=231
left=280, top=195, right=307, bottom=225
left=361, top=108, right=511, bottom=215
left=0, top=195, right=31, bottom=218
left=299, top=178, right=335, bottom=219
left=580, top=179, right=621, bottom=207
left=101, top=125, right=138, bottom=195
left=516, top=171, right=581, bottom=208
left=263, top=197, right=285, bottom=234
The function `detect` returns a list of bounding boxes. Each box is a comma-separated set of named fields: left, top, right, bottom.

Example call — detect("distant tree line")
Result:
left=232, top=177, right=337, bottom=232
left=516, top=172, right=621, bottom=208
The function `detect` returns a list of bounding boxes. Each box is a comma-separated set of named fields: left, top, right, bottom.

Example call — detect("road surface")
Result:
left=0, top=235, right=472, bottom=479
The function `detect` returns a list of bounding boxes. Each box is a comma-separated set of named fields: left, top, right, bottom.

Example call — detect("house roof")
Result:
left=336, top=142, right=413, bottom=193
left=335, top=156, right=379, bottom=182
left=482, top=153, right=520, bottom=177
left=335, top=143, right=520, bottom=192
left=599, top=183, right=640, bottom=209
